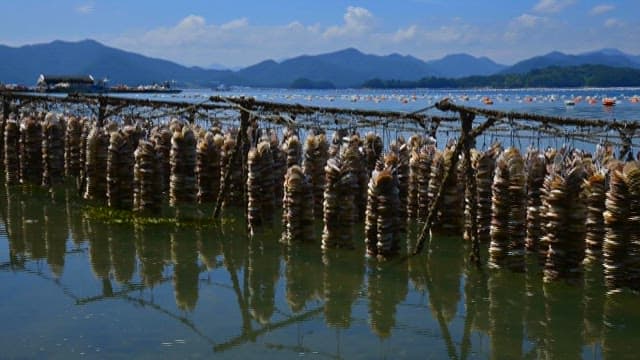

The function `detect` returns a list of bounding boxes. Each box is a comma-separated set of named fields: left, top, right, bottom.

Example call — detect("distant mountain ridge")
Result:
left=0, top=39, right=639, bottom=88
left=501, top=49, right=640, bottom=74
left=0, top=39, right=239, bottom=86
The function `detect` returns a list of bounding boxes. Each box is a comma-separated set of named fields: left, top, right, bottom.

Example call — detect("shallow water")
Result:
left=1, top=183, right=639, bottom=359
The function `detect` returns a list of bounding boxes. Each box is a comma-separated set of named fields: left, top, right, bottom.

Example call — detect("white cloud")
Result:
left=505, top=13, right=550, bottom=40
left=604, top=18, right=624, bottom=28
left=323, top=6, right=374, bottom=38
left=220, top=18, right=248, bottom=30
left=590, top=4, right=615, bottom=16
left=100, top=5, right=640, bottom=68
left=75, top=2, right=94, bottom=14
left=392, top=25, right=418, bottom=42
left=513, top=13, right=545, bottom=28
left=533, top=0, right=576, bottom=13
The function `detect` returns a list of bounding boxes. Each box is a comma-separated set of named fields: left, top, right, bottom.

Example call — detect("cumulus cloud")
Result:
left=533, top=0, right=576, bottom=13
left=323, top=6, right=374, bottom=38
left=590, top=4, right=615, bottom=16
left=101, top=5, right=639, bottom=68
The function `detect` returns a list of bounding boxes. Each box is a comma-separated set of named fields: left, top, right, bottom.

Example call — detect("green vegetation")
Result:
left=361, top=65, right=640, bottom=89
left=289, top=78, right=336, bottom=89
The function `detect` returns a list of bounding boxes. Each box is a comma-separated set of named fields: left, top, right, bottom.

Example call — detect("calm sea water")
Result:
left=129, top=87, right=640, bottom=120
left=1, top=88, right=640, bottom=359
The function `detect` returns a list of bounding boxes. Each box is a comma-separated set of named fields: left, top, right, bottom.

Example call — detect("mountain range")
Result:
left=0, top=39, right=639, bottom=88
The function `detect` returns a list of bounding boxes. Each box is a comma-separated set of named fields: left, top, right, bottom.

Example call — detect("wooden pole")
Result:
left=461, top=111, right=481, bottom=268
left=213, top=99, right=252, bottom=219
left=412, top=114, right=496, bottom=256
left=97, top=98, right=107, bottom=127
left=2, top=97, right=10, bottom=120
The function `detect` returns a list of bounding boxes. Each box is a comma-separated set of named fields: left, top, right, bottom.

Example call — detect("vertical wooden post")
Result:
left=2, top=96, right=10, bottom=120
left=213, top=99, right=252, bottom=219
left=429, top=118, right=440, bottom=139
left=618, top=129, right=634, bottom=161
left=97, top=98, right=107, bottom=127
left=412, top=129, right=465, bottom=255
left=461, top=110, right=481, bottom=267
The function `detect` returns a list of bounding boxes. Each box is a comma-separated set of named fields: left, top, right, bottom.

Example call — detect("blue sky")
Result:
left=1, top=0, right=638, bottom=67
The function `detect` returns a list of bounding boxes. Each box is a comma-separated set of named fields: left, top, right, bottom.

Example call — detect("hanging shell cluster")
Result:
left=365, top=167, right=401, bottom=258
left=220, top=133, right=244, bottom=210
left=282, top=165, right=314, bottom=244
left=407, top=147, right=420, bottom=220
left=19, top=115, right=43, bottom=185
left=392, top=138, right=409, bottom=232
left=247, top=140, right=275, bottom=231
left=151, top=126, right=172, bottom=194
left=196, top=132, right=221, bottom=204
left=347, top=136, right=369, bottom=221
left=133, top=140, right=162, bottom=213
left=322, top=147, right=357, bottom=250
left=270, top=130, right=287, bottom=208
left=64, top=116, right=83, bottom=178
left=4, top=118, right=20, bottom=185
left=428, top=146, right=462, bottom=234
left=584, top=172, right=606, bottom=264
left=416, top=143, right=436, bottom=222
left=42, top=112, right=65, bottom=187
left=489, top=147, right=526, bottom=271
left=107, top=129, right=135, bottom=209
left=169, top=125, right=197, bottom=206
left=603, top=162, right=640, bottom=292
left=78, top=118, right=90, bottom=183
left=541, top=156, right=587, bottom=282
left=0, top=115, right=5, bottom=162
left=524, top=149, right=546, bottom=251
left=363, top=132, right=383, bottom=175
left=283, top=134, right=302, bottom=169
left=302, top=133, right=329, bottom=217
left=83, top=125, right=109, bottom=201
left=475, top=145, right=499, bottom=243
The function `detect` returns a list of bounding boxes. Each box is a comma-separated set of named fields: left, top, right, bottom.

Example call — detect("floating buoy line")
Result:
left=2, top=92, right=640, bottom=294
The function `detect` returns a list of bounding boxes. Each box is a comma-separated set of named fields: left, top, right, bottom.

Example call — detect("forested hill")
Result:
left=361, top=65, right=640, bottom=89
